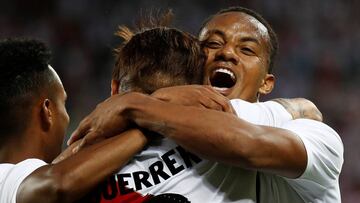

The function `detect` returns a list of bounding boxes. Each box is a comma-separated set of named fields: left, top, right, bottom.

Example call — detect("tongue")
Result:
left=210, top=72, right=235, bottom=88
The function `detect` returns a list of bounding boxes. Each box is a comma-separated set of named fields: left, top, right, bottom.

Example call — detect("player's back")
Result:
left=85, top=137, right=257, bottom=203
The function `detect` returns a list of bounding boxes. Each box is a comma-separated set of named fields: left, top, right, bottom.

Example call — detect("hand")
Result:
left=52, top=139, right=82, bottom=164
left=151, top=85, right=235, bottom=114
left=67, top=93, right=140, bottom=147
left=272, top=98, right=323, bottom=122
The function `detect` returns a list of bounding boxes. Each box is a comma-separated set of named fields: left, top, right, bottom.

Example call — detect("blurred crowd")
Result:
left=0, top=0, right=359, bottom=202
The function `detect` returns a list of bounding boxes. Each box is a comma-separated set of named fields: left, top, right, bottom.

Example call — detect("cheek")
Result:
left=242, top=56, right=265, bottom=77
left=240, top=66, right=266, bottom=91
left=64, top=110, right=70, bottom=126
left=61, top=104, right=70, bottom=124
left=204, top=50, right=216, bottom=76
left=58, top=107, right=70, bottom=134
left=204, top=48, right=216, bottom=63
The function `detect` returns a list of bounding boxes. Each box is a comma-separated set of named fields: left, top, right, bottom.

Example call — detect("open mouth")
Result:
left=209, top=68, right=237, bottom=90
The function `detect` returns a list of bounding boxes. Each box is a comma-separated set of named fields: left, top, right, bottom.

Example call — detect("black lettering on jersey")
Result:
left=162, top=149, right=185, bottom=175
left=102, top=176, right=118, bottom=200
left=176, top=146, right=202, bottom=168
left=133, top=171, right=153, bottom=190
left=117, top=173, right=133, bottom=195
left=149, top=160, right=171, bottom=184
left=147, top=193, right=191, bottom=203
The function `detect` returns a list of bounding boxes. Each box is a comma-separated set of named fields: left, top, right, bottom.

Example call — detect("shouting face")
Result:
left=200, top=12, right=274, bottom=102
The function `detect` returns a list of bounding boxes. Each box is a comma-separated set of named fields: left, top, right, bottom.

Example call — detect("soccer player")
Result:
left=0, top=38, right=148, bottom=203
left=69, top=7, right=343, bottom=203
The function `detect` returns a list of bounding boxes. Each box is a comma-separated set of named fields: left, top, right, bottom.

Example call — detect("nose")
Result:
left=214, top=44, right=239, bottom=65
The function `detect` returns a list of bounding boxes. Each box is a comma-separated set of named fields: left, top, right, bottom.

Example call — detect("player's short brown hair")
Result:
left=112, top=11, right=205, bottom=94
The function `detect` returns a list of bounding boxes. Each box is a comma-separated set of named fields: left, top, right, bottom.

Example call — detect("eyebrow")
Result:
left=205, top=29, right=261, bottom=45
left=203, top=29, right=226, bottom=39
left=240, top=36, right=260, bottom=45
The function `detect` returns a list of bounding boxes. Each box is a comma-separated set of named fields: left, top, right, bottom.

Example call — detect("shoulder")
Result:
left=8, top=159, right=47, bottom=171
left=1, top=159, right=47, bottom=179
left=230, top=99, right=292, bottom=127
left=281, top=119, right=343, bottom=158
left=0, top=159, right=47, bottom=203
left=1, top=158, right=47, bottom=184
left=282, top=119, right=343, bottom=186
left=281, top=118, right=340, bottom=137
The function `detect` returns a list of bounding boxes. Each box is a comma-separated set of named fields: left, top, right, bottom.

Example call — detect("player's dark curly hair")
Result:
left=199, top=6, right=278, bottom=73
left=112, top=10, right=205, bottom=94
left=0, top=38, right=54, bottom=140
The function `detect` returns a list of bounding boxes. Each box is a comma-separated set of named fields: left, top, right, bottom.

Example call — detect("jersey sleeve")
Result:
left=282, top=119, right=344, bottom=187
left=0, top=159, right=47, bottom=203
left=230, top=99, right=292, bottom=127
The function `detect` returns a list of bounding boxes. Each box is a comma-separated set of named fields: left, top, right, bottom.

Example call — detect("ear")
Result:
left=111, top=79, right=120, bottom=95
left=40, top=99, right=52, bottom=131
left=258, top=74, right=275, bottom=95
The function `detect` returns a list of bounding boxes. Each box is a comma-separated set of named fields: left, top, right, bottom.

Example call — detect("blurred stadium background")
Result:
left=0, top=0, right=359, bottom=202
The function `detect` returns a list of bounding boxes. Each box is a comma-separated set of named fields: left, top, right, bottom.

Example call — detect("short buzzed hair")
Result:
left=112, top=11, right=206, bottom=94
left=199, top=6, right=279, bottom=73
left=0, top=38, right=54, bottom=140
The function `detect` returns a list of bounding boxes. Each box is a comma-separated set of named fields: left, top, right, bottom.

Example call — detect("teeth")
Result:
left=214, top=68, right=235, bottom=79
left=213, top=87, right=228, bottom=91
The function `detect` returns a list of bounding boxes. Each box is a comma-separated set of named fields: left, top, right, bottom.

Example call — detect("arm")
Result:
left=280, top=119, right=343, bottom=203
left=272, top=98, right=323, bottom=122
left=17, top=129, right=147, bottom=203
left=151, top=86, right=322, bottom=121
left=67, top=89, right=317, bottom=178
left=68, top=86, right=321, bottom=147
left=122, top=93, right=307, bottom=178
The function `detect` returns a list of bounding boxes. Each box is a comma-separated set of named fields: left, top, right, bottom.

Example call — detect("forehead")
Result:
left=201, top=12, right=270, bottom=45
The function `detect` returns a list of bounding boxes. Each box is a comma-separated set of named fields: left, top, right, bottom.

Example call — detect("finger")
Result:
left=206, top=86, right=233, bottom=113
left=76, top=131, right=94, bottom=150
left=67, top=119, right=91, bottom=145
left=151, top=89, right=170, bottom=101
left=202, top=86, right=232, bottom=112
left=72, top=144, right=81, bottom=154
left=71, top=137, right=88, bottom=153
left=52, top=155, right=64, bottom=164
left=75, top=130, right=107, bottom=152
left=54, top=139, right=83, bottom=163
left=228, top=103, right=236, bottom=115
left=218, top=98, right=233, bottom=113
left=199, top=96, right=223, bottom=111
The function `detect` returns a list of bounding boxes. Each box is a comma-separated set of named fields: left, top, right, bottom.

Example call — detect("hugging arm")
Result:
left=68, top=86, right=322, bottom=179
left=122, top=93, right=307, bottom=178
left=16, top=129, right=147, bottom=203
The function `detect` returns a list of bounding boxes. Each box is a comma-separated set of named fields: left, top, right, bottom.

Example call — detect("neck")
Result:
left=0, top=130, right=47, bottom=164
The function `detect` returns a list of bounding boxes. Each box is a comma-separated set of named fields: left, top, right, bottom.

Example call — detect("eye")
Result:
left=241, top=47, right=255, bottom=55
left=204, top=41, right=222, bottom=49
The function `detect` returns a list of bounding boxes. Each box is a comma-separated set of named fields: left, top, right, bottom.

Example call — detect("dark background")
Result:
left=1, top=0, right=359, bottom=202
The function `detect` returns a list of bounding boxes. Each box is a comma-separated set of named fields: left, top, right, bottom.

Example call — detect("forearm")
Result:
left=17, top=129, right=147, bottom=203
left=125, top=94, right=306, bottom=177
